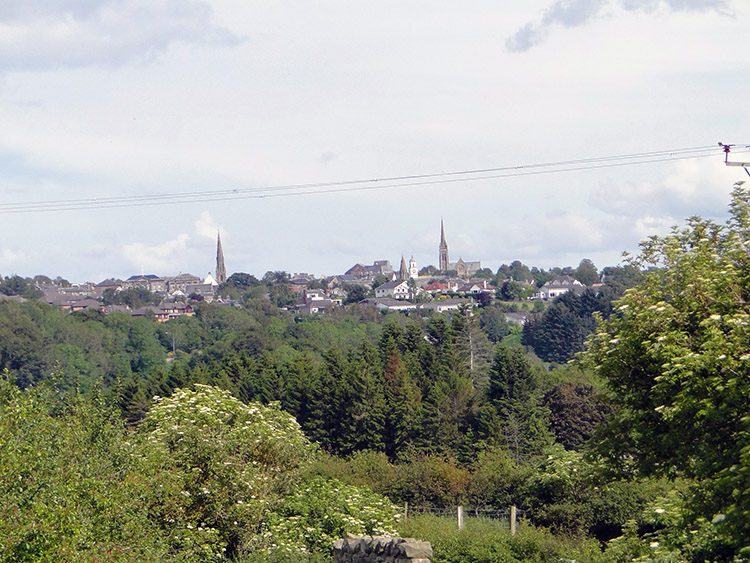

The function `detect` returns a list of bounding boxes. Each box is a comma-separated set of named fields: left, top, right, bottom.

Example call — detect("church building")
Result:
left=438, top=220, right=481, bottom=277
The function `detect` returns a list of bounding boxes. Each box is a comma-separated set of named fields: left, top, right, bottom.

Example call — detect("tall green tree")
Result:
left=346, top=341, right=387, bottom=453
left=574, top=258, right=599, bottom=286
left=585, top=185, right=750, bottom=559
left=451, top=305, right=491, bottom=389
left=382, top=350, right=422, bottom=459
left=480, top=344, right=551, bottom=462
left=543, top=381, right=611, bottom=450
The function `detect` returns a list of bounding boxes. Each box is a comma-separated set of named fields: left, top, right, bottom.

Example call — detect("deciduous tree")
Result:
left=585, top=186, right=750, bottom=558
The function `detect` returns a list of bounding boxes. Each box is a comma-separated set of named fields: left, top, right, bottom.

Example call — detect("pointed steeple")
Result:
left=399, top=255, right=408, bottom=281
left=439, top=219, right=449, bottom=273
left=216, top=230, right=227, bottom=284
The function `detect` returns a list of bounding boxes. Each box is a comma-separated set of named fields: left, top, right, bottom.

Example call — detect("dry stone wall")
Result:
left=333, top=536, right=432, bottom=563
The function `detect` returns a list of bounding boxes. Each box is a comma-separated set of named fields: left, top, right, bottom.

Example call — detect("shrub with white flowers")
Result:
left=136, top=384, right=400, bottom=559
left=261, top=475, right=401, bottom=554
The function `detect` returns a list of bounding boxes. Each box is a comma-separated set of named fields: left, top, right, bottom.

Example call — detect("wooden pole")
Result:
left=457, top=505, right=464, bottom=530
left=404, top=502, right=408, bottom=521
left=510, top=505, right=517, bottom=535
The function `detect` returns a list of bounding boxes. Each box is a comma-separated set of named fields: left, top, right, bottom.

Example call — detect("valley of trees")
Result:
left=1, top=187, right=749, bottom=561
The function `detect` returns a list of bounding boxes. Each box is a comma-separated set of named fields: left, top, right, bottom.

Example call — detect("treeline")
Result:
left=4, top=188, right=750, bottom=561
left=0, top=294, right=658, bottom=552
left=0, top=295, right=610, bottom=463
left=0, top=263, right=679, bottom=557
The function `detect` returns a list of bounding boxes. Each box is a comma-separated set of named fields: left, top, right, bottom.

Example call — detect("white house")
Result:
left=375, top=280, right=410, bottom=300
left=419, top=298, right=474, bottom=313
left=361, top=298, right=417, bottom=312
left=533, top=275, right=585, bottom=300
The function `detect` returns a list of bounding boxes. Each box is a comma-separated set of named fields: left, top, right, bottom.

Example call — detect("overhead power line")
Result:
left=0, top=144, right=746, bottom=215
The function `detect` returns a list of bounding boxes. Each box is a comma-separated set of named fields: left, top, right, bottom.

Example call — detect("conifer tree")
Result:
left=382, top=350, right=422, bottom=459
left=281, top=352, right=320, bottom=430
left=481, top=344, right=551, bottom=462
left=345, top=341, right=387, bottom=453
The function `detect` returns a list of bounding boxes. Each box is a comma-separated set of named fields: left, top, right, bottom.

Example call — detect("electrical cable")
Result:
left=0, top=144, right=746, bottom=214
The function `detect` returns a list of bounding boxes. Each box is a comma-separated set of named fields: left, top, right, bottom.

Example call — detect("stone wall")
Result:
left=333, top=536, right=432, bottom=563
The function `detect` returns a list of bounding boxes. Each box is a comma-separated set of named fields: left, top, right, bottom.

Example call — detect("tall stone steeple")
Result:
left=399, top=255, right=408, bottom=281
left=216, top=230, right=227, bottom=284
left=439, top=219, right=449, bottom=273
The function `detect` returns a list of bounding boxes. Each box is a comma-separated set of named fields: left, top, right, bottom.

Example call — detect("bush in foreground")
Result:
left=0, top=377, right=400, bottom=561
left=399, top=514, right=604, bottom=563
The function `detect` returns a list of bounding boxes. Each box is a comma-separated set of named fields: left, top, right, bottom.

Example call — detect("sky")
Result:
left=1, top=0, right=749, bottom=283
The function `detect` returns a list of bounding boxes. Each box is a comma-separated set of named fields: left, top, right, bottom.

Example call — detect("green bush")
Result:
left=399, top=514, right=603, bottom=563
left=0, top=379, right=402, bottom=561
left=0, top=374, right=168, bottom=562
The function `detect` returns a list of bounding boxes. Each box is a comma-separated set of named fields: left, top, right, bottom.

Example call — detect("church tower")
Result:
left=409, top=255, right=418, bottom=279
left=399, top=255, right=408, bottom=281
left=439, top=219, right=449, bottom=273
left=216, top=230, right=227, bottom=284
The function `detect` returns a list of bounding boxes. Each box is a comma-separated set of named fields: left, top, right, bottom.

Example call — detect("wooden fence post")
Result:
left=510, top=505, right=517, bottom=535
left=404, top=502, right=408, bottom=521
left=457, top=505, right=464, bottom=530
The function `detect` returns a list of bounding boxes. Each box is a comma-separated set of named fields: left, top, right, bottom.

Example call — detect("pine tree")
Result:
left=382, top=350, right=422, bottom=459
left=482, top=344, right=551, bottom=462
left=345, top=341, right=387, bottom=453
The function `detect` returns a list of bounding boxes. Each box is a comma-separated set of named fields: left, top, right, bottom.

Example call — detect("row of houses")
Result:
left=35, top=273, right=219, bottom=322
left=95, top=272, right=220, bottom=298
left=374, top=278, right=496, bottom=299
left=38, top=288, right=198, bottom=322
left=292, top=275, right=592, bottom=316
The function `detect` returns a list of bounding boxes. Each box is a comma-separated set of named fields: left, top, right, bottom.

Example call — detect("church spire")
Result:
left=216, top=230, right=227, bottom=284
left=399, top=255, right=408, bottom=281
left=439, top=219, right=449, bottom=273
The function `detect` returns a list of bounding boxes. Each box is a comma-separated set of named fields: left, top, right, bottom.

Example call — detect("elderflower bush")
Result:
left=136, top=384, right=315, bottom=559
left=258, top=475, right=401, bottom=554
left=136, top=384, right=401, bottom=559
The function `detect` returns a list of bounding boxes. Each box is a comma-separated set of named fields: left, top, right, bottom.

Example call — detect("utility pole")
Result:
left=719, top=142, right=750, bottom=177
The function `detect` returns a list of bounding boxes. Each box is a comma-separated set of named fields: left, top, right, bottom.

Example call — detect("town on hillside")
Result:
left=0, top=223, right=605, bottom=322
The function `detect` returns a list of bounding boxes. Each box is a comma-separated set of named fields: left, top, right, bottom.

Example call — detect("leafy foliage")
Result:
left=543, top=382, right=611, bottom=450
left=585, top=186, right=750, bottom=558
left=0, top=373, right=167, bottom=562
left=478, top=344, right=552, bottom=461
left=399, top=513, right=603, bottom=563
left=0, top=378, right=401, bottom=561
left=262, top=476, right=399, bottom=554
left=522, top=289, right=616, bottom=364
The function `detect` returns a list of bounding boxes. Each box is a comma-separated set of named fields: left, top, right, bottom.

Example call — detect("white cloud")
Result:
left=122, top=233, right=190, bottom=274
left=506, top=0, right=732, bottom=52
left=589, top=159, right=739, bottom=220
left=0, top=0, right=239, bottom=70
left=82, top=244, right=110, bottom=259
left=0, top=248, right=25, bottom=270
left=121, top=211, right=220, bottom=274
left=321, top=236, right=369, bottom=257
left=0, top=1, right=747, bottom=282
left=193, top=211, right=220, bottom=242
left=481, top=210, right=607, bottom=265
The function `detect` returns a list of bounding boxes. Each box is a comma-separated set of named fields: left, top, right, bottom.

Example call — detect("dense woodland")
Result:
left=1, top=189, right=750, bottom=561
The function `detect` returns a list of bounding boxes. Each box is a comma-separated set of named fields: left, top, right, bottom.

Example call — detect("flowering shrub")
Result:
left=136, top=384, right=401, bottom=559
left=261, top=475, right=401, bottom=554
left=136, top=384, right=315, bottom=558
left=0, top=378, right=402, bottom=560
